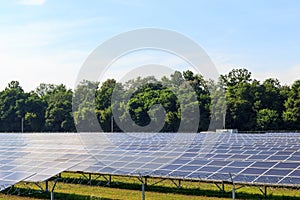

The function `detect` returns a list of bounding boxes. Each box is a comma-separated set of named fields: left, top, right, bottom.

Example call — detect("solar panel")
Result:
left=0, top=171, right=35, bottom=191
left=0, top=180, right=19, bottom=191
left=1, top=132, right=300, bottom=190
left=0, top=133, right=86, bottom=190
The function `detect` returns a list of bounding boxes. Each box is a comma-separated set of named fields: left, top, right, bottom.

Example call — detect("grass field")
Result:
left=1, top=172, right=300, bottom=200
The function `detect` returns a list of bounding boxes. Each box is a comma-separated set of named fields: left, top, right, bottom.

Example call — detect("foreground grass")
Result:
left=1, top=184, right=229, bottom=200
left=1, top=172, right=300, bottom=199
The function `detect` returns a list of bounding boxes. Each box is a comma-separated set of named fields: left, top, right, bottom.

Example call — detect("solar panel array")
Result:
left=0, top=133, right=89, bottom=190
left=1, top=132, right=300, bottom=191
left=71, top=133, right=300, bottom=186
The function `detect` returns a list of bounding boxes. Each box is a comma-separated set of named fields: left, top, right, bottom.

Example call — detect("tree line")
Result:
left=1, top=68, right=300, bottom=132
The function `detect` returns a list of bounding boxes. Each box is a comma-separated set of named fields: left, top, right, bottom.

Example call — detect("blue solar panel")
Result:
left=265, top=169, right=291, bottom=176
left=1, top=132, right=300, bottom=190
left=251, top=162, right=277, bottom=168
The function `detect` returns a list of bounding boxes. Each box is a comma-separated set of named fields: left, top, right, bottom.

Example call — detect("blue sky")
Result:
left=0, top=0, right=300, bottom=91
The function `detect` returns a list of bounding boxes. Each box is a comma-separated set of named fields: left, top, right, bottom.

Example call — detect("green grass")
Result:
left=1, top=172, right=300, bottom=200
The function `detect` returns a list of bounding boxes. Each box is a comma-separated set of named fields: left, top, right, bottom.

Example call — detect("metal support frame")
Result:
left=214, top=181, right=225, bottom=194
left=45, top=180, right=49, bottom=192
left=229, top=173, right=235, bottom=200
left=50, top=179, right=59, bottom=200
left=142, top=181, right=145, bottom=200
left=149, top=178, right=167, bottom=186
left=102, top=175, right=112, bottom=186
left=30, top=182, right=44, bottom=192
left=81, top=173, right=93, bottom=184
left=81, top=172, right=88, bottom=180
left=222, top=181, right=225, bottom=194
left=235, top=185, right=245, bottom=191
left=137, top=175, right=147, bottom=200
left=79, top=172, right=90, bottom=184
left=0, top=171, right=282, bottom=200
left=258, top=185, right=267, bottom=197
left=170, top=179, right=181, bottom=189
left=6, top=185, right=21, bottom=195
left=28, top=179, right=59, bottom=200
left=81, top=173, right=112, bottom=186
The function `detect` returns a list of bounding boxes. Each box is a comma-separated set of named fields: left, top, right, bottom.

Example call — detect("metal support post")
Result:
left=21, top=117, right=24, bottom=133
left=142, top=181, right=145, bottom=200
left=111, top=115, right=113, bottom=132
left=264, top=186, right=267, bottom=197
left=222, top=181, right=225, bottom=194
left=45, top=180, right=49, bottom=192
left=258, top=185, right=268, bottom=197
left=170, top=179, right=182, bottom=188
left=50, top=179, right=58, bottom=200
left=88, top=173, right=92, bottom=185
left=229, top=173, right=235, bottom=200
left=138, top=175, right=146, bottom=200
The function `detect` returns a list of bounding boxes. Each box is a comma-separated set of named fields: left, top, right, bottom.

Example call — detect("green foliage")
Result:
left=95, top=79, right=119, bottom=132
left=0, top=68, right=298, bottom=132
left=24, top=92, right=46, bottom=131
left=73, top=80, right=100, bottom=132
left=0, top=81, right=27, bottom=131
left=224, top=80, right=257, bottom=130
left=43, top=84, right=75, bottom=132
left=283, top=80, right=300, bottom=129
left=257, top=109, right=280, bottom=130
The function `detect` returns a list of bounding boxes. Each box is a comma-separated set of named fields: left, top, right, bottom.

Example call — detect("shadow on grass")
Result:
left=2, top=176, right=300, bottom=200
left=54, top=176, right=300, bottom=200
left=2, top=187, right=115, bottom=200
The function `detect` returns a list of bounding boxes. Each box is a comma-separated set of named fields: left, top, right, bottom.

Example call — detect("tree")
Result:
left=209, top=79, right=227, bottom=129
left=36, top=83, right=55, bottom=98
left=182, top=70, right=211, bottom=131
left=283, top=80, right=300, bottom=129
left=73, top=80, right=99, bottom=132
left=44, top=84, right=75, bottom=132
left=95, top=79, right=120, bottom=132
left=257, top=109, right=280, bottom=130
left=24, top=92, right=46, bottom=131
left=221, top=69, right=256, bottom=131
left=0, top=81, right=27, bottom=132
left=220, top=68, right=252, bottom=87
left=0, top=68, right=297, bottom=133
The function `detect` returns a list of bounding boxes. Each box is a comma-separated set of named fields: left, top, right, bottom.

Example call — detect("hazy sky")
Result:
left=0, top=0, right=300, bottom=91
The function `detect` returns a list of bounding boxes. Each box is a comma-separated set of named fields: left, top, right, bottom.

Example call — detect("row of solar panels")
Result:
left=1, top=132, right=300, bottom=191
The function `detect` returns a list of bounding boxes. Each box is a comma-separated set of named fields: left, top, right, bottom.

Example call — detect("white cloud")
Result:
left=0, top=18, right=101, bottom=50
left=17, top=0, right=46, bottom=5
left=0, top=49, right=88, bottom=91
left=100, top=50, right=192, bottom=84
left=254, top=65, right=300, bottom=85
left=215, top=61, right=300, bottom=86
left=0, top=19, right=101, bottom=91
left=211, top=50, right=300, bottom=85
